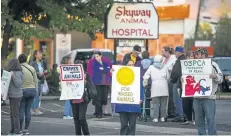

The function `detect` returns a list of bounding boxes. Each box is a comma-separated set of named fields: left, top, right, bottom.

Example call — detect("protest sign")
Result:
left=1, top=70, right=12, bottom=100
left=111, top=65, right=140, bottom=104
left=60, top=64, right=85, bottom=100
left=181, top=59, right=213, bottom=97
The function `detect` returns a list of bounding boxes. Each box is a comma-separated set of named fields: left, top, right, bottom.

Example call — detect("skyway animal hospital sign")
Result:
left=106, top=2, right=159, bottom=39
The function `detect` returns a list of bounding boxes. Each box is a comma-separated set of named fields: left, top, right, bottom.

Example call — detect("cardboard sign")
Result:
left=111, top=65, right=140, bottom=104
left=1, top=70, right=12, bottom=100
left=181, top=59, right=213, bottom=97
left=181, top=59, right=212, bottom=75
left=60, top=65, right=85, bottom=100
left=106, top=2, right=159, bottom=39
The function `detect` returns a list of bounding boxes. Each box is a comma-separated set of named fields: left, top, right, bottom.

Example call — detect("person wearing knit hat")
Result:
left=143, top=55, right=169, bottom=123
left=195, top=48, right=208, bottom=59
left=170, top=46, right=186, bottom=122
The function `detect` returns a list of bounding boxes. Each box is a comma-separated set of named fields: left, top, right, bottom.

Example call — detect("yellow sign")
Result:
left=116, top=67, right=135, bottom=86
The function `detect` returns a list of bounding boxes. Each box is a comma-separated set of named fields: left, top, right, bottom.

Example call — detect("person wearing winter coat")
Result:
left=170, top=46, right=186, bottom=122
left=87, top=54, right=112, bottom=116
left=143, top=55, right=169, bottom=123
left=91, top=51, right=112, bottom=118
left=114, top=60, right=144, bottom=135
left=8, top=59, right=24, bottom=135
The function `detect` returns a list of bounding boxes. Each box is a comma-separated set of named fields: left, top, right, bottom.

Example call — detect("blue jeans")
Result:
left=20, top=88, right=36, bottom=130
left=64, top=100, right=72, bottom=116
left=193, top=98, right=216, bottom=135
left=172, top=83, right=184, bottom=118
left=31, top=82, right=42, bottom=110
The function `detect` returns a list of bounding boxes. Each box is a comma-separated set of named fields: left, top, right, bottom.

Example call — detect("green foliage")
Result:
left=1, top=0, right=114, bottom=41
left=197, top=22, right=214, bottom=40
left=213, top=14, right=231, bottom=56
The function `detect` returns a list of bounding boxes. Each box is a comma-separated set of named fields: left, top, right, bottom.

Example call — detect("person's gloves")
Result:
left=143, top=79, right=148, bottom=87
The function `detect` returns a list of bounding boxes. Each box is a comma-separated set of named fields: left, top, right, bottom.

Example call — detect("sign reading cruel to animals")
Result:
left=60, top=65, right=85, bottom=100
left=180, top=59, right=213, bottom=97
left=111, top=65, right=140, bottom=104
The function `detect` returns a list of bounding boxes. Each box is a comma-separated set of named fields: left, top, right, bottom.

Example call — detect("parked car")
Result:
left=212, top=57, right=231, bottom=92
left=65, top=48, right=114, bottom=64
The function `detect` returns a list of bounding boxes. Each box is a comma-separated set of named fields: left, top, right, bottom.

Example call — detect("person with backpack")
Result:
left=193, top=48, right=223, bottom=135
left=18, top=54, right=38, bottom=135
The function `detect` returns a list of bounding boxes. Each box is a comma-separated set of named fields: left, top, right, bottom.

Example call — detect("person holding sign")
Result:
left=193, top=48, right=223, bottom=135
left=143, top=55, right=169, bottom=123
left=7, top=59, right=24, bottom=135
left=114, top=60, right=144, bottom=135
left=70, top=60, right=92, bottom=135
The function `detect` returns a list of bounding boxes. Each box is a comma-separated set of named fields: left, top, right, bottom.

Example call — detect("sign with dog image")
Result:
left=60, top=64, right=85, bottom=100
left=181, top=59, right=213, bottom=97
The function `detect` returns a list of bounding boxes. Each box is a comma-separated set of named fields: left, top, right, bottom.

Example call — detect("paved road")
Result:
left=1, top=100, right=231, bottom=135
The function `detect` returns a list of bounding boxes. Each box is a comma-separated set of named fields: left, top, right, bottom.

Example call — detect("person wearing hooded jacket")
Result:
left=143, top=55, right=169, bottom=123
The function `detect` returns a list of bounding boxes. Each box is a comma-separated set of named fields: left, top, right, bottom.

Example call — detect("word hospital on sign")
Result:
left=112, top=29, right=153, bottom=37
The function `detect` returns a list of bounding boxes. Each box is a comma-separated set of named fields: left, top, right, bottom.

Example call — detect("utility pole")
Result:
left=194, top=0, right=203, bottom=39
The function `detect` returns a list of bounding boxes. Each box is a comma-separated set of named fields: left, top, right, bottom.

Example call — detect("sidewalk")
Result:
left=41, top=94, right=231, bottom=100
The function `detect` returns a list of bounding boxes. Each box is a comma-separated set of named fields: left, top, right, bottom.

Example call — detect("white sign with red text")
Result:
left=106, top=3, right=159, bottom=39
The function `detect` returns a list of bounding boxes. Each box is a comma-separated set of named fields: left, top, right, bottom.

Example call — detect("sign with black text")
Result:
left=60, top=65, right=85, bottom=100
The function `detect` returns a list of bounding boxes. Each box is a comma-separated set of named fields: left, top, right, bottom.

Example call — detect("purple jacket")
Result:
left=89, top=57, right=112, bottom=86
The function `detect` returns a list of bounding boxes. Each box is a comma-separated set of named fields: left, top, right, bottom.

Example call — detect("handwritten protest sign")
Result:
left=181, top=59, right=213, bottom=97
left=60, top=65, right=85, bottom=100
left=111, top=65, right=140, bottom=104
left=1, top=70, right=12, bottom=100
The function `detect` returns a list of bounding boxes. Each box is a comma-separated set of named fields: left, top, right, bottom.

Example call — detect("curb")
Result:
left=40, top=95, right=231, bottom=100
left=41, top=95, right=112, bottom=101
left=41, top=96, right=60, bottom=100
left=217, top=95, right=231, bottom=100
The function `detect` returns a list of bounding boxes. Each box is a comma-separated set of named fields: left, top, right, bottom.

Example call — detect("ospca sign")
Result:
left=106, top=2, right=159, bottom=39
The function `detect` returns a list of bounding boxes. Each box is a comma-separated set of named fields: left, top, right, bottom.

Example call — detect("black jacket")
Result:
left=170, top=54, right=186, bottom=85
left=122, top=53, right=142, bottom=66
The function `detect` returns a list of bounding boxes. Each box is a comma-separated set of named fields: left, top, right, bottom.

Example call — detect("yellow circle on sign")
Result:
left=116, top=67, right=135, bottom=86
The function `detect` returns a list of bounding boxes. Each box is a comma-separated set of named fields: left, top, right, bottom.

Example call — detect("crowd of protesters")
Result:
left=3, top=44, right=223, bottom=135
